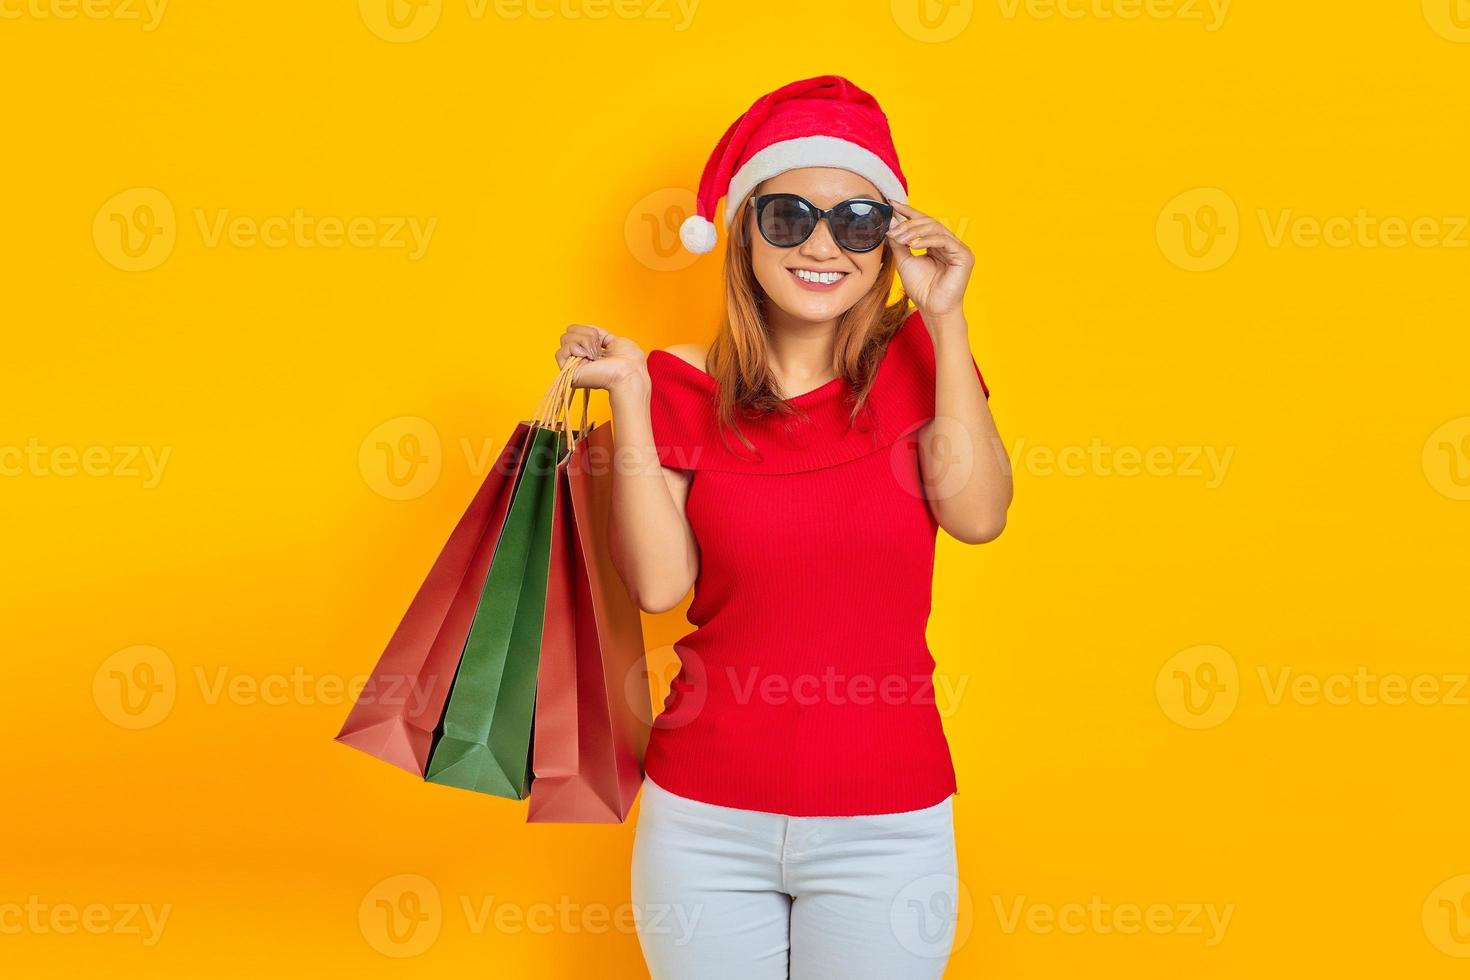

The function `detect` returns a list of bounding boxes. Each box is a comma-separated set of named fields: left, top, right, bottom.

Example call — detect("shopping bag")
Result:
left=335, top=424, right=532, bottom=776
left=528, top=417, right=652, bottom=823
left=424, top=366, right=577, bottom=799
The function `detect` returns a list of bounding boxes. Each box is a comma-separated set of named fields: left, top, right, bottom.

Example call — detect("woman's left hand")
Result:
left=886, top=201, right=973, bottom=324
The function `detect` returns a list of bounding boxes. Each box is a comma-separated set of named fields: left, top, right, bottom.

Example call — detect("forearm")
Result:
left=606, top=367, right=699, bottom=612
left=924, top=314, right=1013, bottom=543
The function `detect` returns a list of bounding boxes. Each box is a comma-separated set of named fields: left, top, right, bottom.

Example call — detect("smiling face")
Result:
left=746, top=167, right=889, bottom=324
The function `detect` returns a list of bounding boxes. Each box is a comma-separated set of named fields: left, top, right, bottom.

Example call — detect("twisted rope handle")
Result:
left=532, top=356, right=593, bottom=454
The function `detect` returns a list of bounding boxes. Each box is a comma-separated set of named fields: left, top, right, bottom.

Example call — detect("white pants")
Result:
left=631, top=775, right=959, bottom=979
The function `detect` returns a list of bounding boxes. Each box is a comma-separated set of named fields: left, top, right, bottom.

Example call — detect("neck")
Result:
left=762, top=305, right=840, bottom=394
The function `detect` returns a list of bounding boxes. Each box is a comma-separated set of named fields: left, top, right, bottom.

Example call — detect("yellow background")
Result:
left=3, top=0, right=1468, bottom=977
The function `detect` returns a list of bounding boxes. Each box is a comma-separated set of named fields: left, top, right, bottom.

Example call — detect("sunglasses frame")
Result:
left=751, top=193, right=895, bottom=253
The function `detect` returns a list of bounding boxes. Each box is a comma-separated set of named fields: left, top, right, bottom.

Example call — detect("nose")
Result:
left=798, top=217, right=842, bottom=261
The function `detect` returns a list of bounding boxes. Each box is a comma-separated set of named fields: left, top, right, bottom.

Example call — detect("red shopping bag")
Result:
left=335, top=424, right=532, bottom=776
left=528, top=414, right=651, bottom=823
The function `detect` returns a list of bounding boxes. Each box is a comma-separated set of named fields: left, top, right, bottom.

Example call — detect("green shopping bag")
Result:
left=425, top=412, right=567, bottom=799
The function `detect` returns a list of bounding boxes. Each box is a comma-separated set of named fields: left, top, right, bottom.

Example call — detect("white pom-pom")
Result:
left=679, top=215, right=718, bottom=254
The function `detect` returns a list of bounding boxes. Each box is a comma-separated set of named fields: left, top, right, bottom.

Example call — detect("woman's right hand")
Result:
left=556, top=323, right=647, bottom=391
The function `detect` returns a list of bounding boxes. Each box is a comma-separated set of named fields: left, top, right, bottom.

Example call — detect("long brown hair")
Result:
left=705, top=194, right=912, bottom=452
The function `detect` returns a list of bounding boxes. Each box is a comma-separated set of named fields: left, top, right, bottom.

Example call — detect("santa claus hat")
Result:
left=679, top=75, right=908, bottom=255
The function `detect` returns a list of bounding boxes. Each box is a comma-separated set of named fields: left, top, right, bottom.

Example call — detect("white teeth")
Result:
left=793, top=269, right=844, bottom=285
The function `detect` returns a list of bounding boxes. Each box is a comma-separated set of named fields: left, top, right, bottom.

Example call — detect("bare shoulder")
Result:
left=660, top=343, right=709, bottom=373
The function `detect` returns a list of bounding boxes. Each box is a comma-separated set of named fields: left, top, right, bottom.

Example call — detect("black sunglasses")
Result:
left=752, top=193, right=894, bottom=253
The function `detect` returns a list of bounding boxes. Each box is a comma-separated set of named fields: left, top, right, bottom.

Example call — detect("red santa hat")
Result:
left=679, top=74, right=909, bottom=255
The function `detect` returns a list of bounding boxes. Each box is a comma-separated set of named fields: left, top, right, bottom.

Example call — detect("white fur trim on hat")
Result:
left=722, top=135, right=909, bottom=225
left=680, top=214, right=718, bottom=254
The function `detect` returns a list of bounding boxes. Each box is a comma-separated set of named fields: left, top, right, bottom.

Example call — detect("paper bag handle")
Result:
left=532, top=357, right=592, bottom=454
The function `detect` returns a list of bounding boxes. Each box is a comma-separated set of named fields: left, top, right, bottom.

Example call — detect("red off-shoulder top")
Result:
left=641, top=308, right=989, bottom=816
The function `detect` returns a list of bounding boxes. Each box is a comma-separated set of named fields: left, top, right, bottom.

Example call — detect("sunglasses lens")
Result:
left=757, top=196, right=816, bottom=247
left=832, top=201, right=891, bottom=251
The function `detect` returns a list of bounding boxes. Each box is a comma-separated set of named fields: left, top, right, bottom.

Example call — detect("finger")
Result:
left=892, top=221, right=968, bottom=259
left=887, top=217, right=944, bottom=245
left=889, top=201, right=929, bottom=221
left=562, top=325, right=606, bottom=358
left=891, top=223, right=956, bottom=254
left=577, top=325, right=615, bottom=358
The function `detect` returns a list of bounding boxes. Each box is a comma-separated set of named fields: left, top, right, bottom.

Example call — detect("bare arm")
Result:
left=918, top=313, right=1012, bottom=544
left=884, top=201, right=1013, bottom=544
left=557, top=325, right=698, bottom=613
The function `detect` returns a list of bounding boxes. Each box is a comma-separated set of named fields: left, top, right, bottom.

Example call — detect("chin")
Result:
left=770, top=284, right=859, bottom=323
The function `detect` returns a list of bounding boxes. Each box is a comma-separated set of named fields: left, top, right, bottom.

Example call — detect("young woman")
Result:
left=553, top=76, right=1011, bottom=980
